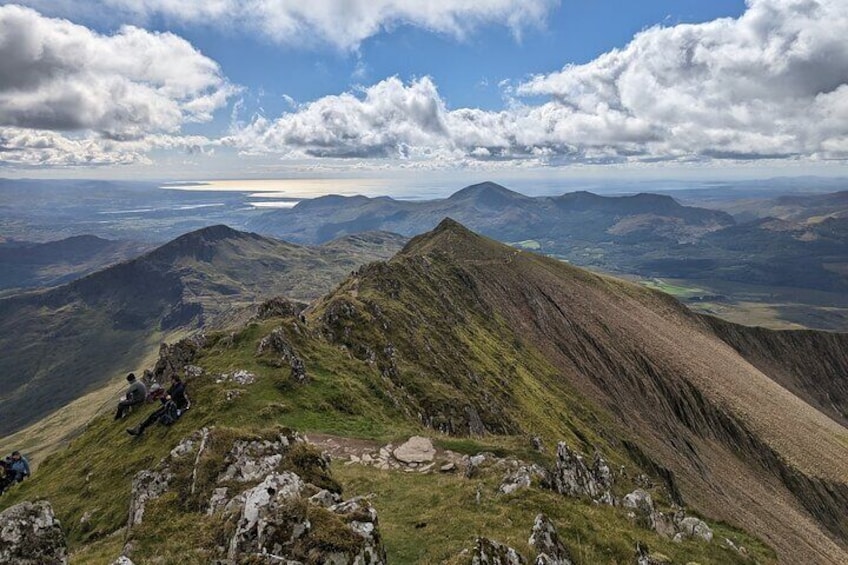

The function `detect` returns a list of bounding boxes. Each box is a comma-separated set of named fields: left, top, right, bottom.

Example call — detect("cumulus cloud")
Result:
left=228, top=0, right=848, bottom=166
left=20, top=0, right=558, bottom=51
left=0, top=5, right=237, bottom=139
left=0, top=126, right=215, bottom=167
left=518, top=0, right=848, bottom=160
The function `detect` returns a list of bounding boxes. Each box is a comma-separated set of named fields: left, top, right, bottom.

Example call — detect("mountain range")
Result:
left=2, top=219, right=846, bottom=564
left=0, top=226, right=405, bottom=436
left=0, top=235, right=150, bottom=295
left=246, top=182, right=848, bottom=296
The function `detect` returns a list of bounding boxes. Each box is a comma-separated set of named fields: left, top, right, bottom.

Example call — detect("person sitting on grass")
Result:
left=115, top=373, right=147, bottom=420
left=6, top=451, right=30, bottom=483
left=126, top=375, right=189, bottom=437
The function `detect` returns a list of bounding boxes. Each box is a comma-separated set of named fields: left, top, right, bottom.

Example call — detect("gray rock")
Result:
left=111, top=557, right=135, bottom=565
left=226, top=472, right=307, bottom=559
left=499, top=464, right=545, bottom=495
left=257, top=328, right=309, bottom=383
left=217, top=432, right=302, bottom=483
left=128, top=468, right=173, bottom=527
left=308, top=489, right=341, bottom=508
left=623, top=489, right=654, bottom=514
left=0, top=500, right=67, bottom=565
left=550, top=443, right=615, bottom=505
left=472, top=537, right=526, bottom=565
left=393, top=436, right=436, bottom=464
left=528, top=514, right=573, bottom=565
left=677, top=517, right=713, bottom=542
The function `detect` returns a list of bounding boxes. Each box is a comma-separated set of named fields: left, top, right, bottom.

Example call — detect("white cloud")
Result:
left=0, top=126, right=216, bottom=167
left=228, top=0, right=848, bottom=166
left=517, top=0, right=848, bottom=160
left=19, top=0, right=558, bottom=51
left=0, top=5, right=237, bottom=139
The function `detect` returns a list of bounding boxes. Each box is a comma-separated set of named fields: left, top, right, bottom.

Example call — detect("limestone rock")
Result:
left=472, top=537, right=526, bottom=565
left=528, top=514, right=573, bottom=565
left=0, top=500, right=67, bottom=565
left=550, top=443, right=615, bottom=505
left=393, top=436, right=436, bottom=464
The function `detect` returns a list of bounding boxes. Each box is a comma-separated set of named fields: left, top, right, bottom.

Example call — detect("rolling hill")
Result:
left=0, top=225, right=406, bottom=436
left=3, top=219, right=845, bottom=564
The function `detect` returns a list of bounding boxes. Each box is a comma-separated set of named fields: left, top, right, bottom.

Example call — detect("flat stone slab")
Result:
left=393, top=436, right=436, bottom=464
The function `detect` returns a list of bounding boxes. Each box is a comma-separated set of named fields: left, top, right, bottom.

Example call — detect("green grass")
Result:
left=0, top=290, right=777, bottom=564
left=334, top=463, right=775, bottom=565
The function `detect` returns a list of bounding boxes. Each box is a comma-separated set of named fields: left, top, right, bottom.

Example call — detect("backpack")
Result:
left=157, top=400, right=181, bottom=426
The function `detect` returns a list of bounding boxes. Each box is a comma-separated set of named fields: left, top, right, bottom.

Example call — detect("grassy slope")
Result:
left=0, top=226, right=404, bottom=437
left=4, top=220, right=845, bottom=563
left=0, top=315, right=773, bottom=564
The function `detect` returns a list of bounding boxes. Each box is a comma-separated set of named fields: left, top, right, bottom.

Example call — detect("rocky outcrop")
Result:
left=147, top=334, right=206, bottom=384
left=549, top=442, right=615, bottom=505
left=0, top=500, right=67, bottom=565
left=256, top=328, right=308, bottom=384
left=529, top=514, right=573, bottom=565
left=255, top=297, right=301, bottom=321
left=472, top=537, right=526, bottom=565
left=620, top=488, right=715, bottom=543
left=125, top=427, right=385, bottom=564
left=499, top=462, right=546, bottom=495
left=675, top=516, right=713, bottom=543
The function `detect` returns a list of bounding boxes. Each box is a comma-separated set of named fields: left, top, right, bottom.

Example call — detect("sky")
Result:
left=1, top=0, right=848, bottom=184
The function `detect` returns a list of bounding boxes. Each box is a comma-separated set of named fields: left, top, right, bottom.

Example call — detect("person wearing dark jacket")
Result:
left=127, top=375, right=188, bottom=437
left=115, top=373, right=147, bottom=420
left=7, top=451, right=30, bottom=482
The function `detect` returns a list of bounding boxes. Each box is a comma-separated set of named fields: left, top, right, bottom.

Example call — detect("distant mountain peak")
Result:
left=447, top=181, right=531, bottom=205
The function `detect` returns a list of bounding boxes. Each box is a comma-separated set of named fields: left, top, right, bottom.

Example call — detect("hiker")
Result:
left=115, top=373, right=147, bottom=420
left=127, top=375, right=189, bottom=437
left=0, top=459, right=12, bottom=495
left=6, top=451, right=30, bottom=483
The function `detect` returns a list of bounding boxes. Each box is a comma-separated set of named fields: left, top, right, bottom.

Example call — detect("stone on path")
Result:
left=393, top=436, right=436, bottom=464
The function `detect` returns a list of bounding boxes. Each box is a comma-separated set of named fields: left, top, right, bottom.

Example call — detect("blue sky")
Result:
left=2, top=0, right=848, bottom=183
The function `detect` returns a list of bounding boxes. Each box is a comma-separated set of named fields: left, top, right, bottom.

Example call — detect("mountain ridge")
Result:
left=310, top=218, right=848, bottom=562
left=0, top=225, right=406, bottom=436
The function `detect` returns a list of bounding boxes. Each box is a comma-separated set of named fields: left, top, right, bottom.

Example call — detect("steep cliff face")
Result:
left=311, top=219, right=848, bottom=563
left=702, top=316, right=848, bottom=426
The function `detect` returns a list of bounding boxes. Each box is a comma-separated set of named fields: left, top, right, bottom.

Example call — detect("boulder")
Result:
left=623, top=489, right=654, bottom=514
left=528, top=514, right=573, bottom=565
left=472, top=537, right=526, bottom=565
left=0, top=500, right=67, bottom=565
left=677, top=517, right=713, bottom=543
left=550, top=442, right=615, bottom=505
left=393, top=436, right=436, bottom=464
left=111, top=557, right=134, bottom=565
